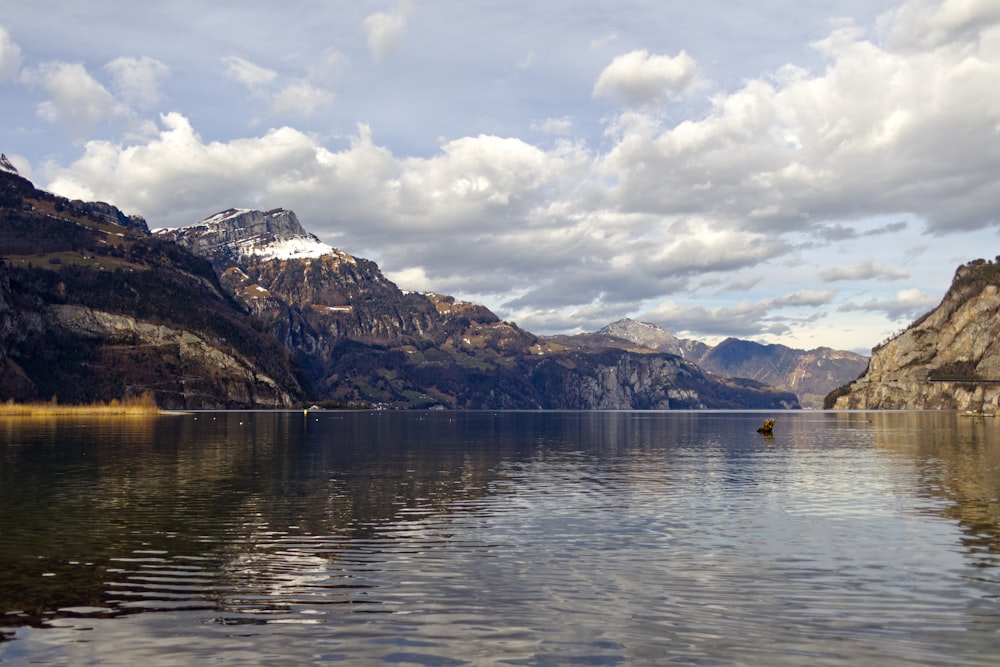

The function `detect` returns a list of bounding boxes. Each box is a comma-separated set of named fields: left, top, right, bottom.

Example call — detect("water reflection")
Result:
left=2, top=411, right=1000, bottom=665
left=1, top=412, right=525, bottom=627
left=860, top=411, right=1000, bottom=564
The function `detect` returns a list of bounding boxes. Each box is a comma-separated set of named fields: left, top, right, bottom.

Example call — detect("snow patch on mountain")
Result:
left=247, top=235, right=336, bottom=261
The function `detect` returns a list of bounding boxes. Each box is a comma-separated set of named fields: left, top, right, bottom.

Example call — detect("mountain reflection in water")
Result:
left=1, top=410, right=999, bottom=665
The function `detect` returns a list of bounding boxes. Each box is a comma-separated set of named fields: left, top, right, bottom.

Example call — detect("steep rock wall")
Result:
left=834, top=263, right=1000, bottom=412
left=46, top=305, right=294, bottom=409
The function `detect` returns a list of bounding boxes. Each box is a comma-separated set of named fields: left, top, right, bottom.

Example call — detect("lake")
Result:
left=1, top=410, right=999, bottom=665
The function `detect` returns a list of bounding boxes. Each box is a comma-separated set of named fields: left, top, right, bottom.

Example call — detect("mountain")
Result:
left=830, top=259, right=1000, bottom=412
left=159, top=208, right=526, bottom=406
left=0, top=154, right=18, bottom=175
left=555, top=318, right=866, bottom=408
left=698, top=338, right=868, bottom=408
left=163, top=208, right=799, bottom=410
left=0, top=166, right=306, bottom=408
left=596, top=318, right=710, bottom=359
left=0, top=162, right=802, bottom=410
left=156, top=208, right=336, bottom=266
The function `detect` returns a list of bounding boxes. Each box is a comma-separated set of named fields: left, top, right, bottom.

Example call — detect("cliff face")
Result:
left=0, top=260, right=34, bottom=398
left=0, top=171, right=305, bottom=408
left=832, top=261, right=1000, bottom=412
left=164, top=209, right=515, bottom=404
left=44, top=305, right=293, bottom=408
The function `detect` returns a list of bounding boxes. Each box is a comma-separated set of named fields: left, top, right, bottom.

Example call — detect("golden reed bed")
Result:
left=0, top=392, right=162, bottom=417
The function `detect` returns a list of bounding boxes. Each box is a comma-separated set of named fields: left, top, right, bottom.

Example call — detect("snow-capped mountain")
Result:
left=157, top=208, right=350, bottom=265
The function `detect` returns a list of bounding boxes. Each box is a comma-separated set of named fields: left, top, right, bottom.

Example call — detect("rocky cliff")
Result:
left=831, top=259, right=1000, bottom=412
left=0, top=169, right=305, bottom=408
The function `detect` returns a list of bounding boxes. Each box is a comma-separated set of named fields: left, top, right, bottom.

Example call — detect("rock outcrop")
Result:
left=159, top=208, right=330, bottom=265
left=0, top=154, right=18, bottom=175
left=831, top=260, right=1000, bottom=412
left=46, top=305, right=293, bottom=408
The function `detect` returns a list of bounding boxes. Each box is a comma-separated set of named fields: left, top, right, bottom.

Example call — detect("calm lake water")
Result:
left=1, top=410, right=1000, bottom=666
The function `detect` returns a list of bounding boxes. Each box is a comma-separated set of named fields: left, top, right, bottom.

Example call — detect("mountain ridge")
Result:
left=162, top=207, right=800, bottom=409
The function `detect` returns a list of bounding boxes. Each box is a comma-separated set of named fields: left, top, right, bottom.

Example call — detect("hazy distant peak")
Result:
left=598, top=318, right=677, bottom=344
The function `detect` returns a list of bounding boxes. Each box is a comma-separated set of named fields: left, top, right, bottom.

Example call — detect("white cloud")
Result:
left=223, top=56, right=277, bottom=90
left=881, top=0, right=1000, bottom=50
left=222, top=56, right=332, bottom=118
left=105, top=56, right=170, bottom=109
left=639, top=290, right=837, bottom=339
left=589, top=32, right=619, bottom=51
left=593, top=49, right=700, bottom=107
left=531, top=117, right=573, bottom=136
left=820, top=260, right=910, bottom=281
left=44, top=112, right=328, bottom=222
left=363, top=1, right=413, bottom=62
left=0, top=26, right=23, bottom=81
left=394, top=134, right=570, bottom=225
left=18, top=0, right=1000, bottom=349
left=270, top=81, right=333, bottom=117
left=21, top=62, right=123, bottom=137
left=594, top=5, right=1000, bottom=234
left=840, top=287, right=941, bottom=321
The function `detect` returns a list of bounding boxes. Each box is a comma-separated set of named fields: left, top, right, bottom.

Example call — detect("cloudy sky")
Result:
left=2, top=0, right=1000, bottom=354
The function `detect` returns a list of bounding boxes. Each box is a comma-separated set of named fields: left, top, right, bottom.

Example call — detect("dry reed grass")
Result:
left=0, top=392, right=162, bottom=417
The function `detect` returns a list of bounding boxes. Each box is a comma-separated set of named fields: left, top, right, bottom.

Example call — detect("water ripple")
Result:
left=3, top=412, right=1000, bottom=665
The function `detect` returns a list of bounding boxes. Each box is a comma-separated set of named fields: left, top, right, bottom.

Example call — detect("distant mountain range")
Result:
left=1, top=159, right=865, bottom=409
left=546, top=318, right=867, bottom=408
